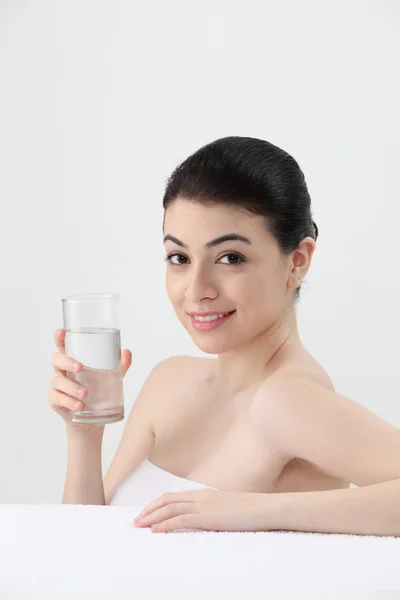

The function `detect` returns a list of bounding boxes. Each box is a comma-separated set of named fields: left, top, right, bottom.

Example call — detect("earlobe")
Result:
left=291, top=238, right=315, bottom=283
left=291, top=276, right=302, bottom=287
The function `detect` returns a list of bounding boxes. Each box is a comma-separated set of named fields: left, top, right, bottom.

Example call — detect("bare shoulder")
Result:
left=154, top=354, right=196, bottom=376
left=256, top=361, right=400, bottom=487
left=280, top=349, right=336, bottom=391
left=256, top=350, right=336, bottom=415
left=150, top=354, right=212, bottom=403
left=155, top=354, right=211, bottom=380
left=250, top=352, right=337, bottom=452
left=147, top=355, right=213, bottom=434
left=253, top=355, right=360, bottom=459
left=103, top=354, right=203, bottom=504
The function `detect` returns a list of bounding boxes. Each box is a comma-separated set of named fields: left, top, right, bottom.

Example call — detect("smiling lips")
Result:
left=188, top=310, right=235, bottom=317
left=189, top=310, right=236, bottom=331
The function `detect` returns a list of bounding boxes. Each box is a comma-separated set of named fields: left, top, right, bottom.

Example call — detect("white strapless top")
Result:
left=109, top=458, right=220, bottom=506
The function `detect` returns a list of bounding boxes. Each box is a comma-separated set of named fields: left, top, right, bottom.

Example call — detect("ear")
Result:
left=289, top=236, right=316, bottom=282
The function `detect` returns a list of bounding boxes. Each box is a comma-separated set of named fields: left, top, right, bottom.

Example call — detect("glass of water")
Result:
left=62, top=293, right=124, bottom=425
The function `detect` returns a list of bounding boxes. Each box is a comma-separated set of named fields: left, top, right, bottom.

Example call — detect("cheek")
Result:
left=232, top=272, right=268, bottom=300
left=166, top=276, right=184, bottom=305
left=236, top=271, right=282, bottom=315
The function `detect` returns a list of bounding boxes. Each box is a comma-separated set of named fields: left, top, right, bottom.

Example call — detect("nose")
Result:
left=184, top=265, right=218, bottom=303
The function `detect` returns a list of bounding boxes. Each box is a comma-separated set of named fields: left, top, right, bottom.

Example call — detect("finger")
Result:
left=54, top=329, right=66, bottom=353
left=51, top=373, right=87, bottom=401
left=151, top=513, right=207, bottom=533
left=52, top=352, right=83, bottom=375
left=135, top=502, right=201, bottom=527
left=121, top=349, right=132, bottom=378
left=48, top=388, right=84, bottom=413
left=135, top=490, right=201, bottom=521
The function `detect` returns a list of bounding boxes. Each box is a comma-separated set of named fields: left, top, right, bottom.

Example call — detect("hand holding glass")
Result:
left=62, top=293, right=125, bottom=424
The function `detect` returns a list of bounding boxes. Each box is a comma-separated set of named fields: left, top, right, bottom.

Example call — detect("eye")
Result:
left=164, top=253, right=188, bottom=265
left=164, top=253, right=245, bottom=266
left=219, top=254, right=244, bottom=266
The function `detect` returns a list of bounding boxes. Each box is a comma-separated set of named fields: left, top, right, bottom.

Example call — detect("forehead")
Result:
left=163, top=198, right=269, bottom=242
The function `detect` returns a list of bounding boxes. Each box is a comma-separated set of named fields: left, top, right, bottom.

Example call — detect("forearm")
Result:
left=268, top=478, right=400, bottom=537
left=62, top=426, right=106, bottom=505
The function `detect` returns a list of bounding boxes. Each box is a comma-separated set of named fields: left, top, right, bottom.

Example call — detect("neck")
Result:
left=213, top=308, right=302, bottom=395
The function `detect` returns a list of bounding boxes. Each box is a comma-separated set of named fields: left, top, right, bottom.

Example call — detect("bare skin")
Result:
left=145, top=198, right=350, bottom=494
left=148, top=352, right=350, bottom=495
left=53, top=198, right=353, bottom=505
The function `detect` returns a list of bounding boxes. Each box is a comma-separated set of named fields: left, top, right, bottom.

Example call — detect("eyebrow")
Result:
left=163, top=233, right=252, bottom=249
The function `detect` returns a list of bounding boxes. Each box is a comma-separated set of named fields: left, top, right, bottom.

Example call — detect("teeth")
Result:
left=193, top=313, right=228, bottom=322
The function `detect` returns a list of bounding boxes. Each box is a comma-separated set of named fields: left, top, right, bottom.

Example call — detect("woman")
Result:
left=49, top=136, right=400, bottom=536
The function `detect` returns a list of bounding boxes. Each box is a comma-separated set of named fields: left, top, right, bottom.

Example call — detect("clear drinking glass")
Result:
left=62, top=293, right=125, bottom=425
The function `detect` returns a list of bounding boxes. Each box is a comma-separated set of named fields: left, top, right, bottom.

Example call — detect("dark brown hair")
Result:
left=162, top=136, right=318, bottom=300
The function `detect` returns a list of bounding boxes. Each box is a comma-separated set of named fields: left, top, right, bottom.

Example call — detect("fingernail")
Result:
left=74, top=401, right=82, bottom=410
left=72, top=363, right=81, bottom=371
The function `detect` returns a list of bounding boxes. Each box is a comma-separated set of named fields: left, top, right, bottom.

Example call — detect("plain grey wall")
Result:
left=1, top=0, right=399, bottom=504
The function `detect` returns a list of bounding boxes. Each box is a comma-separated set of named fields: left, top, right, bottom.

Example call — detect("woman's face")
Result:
left=163, top=198, right=301, bottom=355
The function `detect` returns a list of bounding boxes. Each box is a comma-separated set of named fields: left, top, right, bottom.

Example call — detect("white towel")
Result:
left=0, top=504, right=399, bottom=599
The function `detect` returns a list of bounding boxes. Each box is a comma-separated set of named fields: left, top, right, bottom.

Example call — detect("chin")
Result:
left=181, top=314, right=239, bottom=354
left=193, top=343, right=221, bottom=355
left=189, top=335, right=237, bottom=355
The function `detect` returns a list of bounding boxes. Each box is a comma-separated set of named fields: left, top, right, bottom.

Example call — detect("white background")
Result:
left=1, top=0, right=399, bottom=504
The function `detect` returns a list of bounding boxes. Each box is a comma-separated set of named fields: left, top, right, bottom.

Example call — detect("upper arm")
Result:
left=103, top=356, right=182, bottom=505
left=262, top=376, right=400, bottom=487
